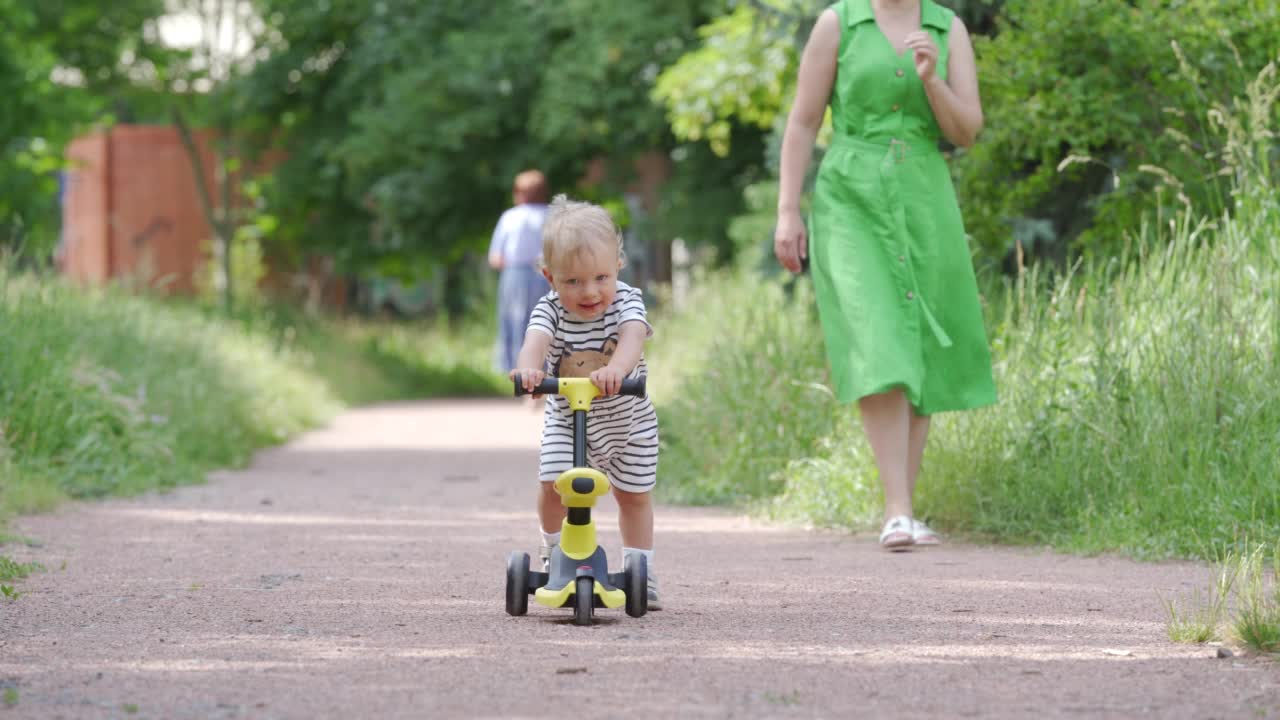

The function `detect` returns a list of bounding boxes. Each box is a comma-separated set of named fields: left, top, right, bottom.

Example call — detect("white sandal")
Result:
left=912, top=518, right=942, bottom=546
left=879, top=515, right=915, bottom=551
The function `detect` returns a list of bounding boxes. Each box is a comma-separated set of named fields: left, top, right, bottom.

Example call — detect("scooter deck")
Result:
left=534, top=545, right=626, bottom=609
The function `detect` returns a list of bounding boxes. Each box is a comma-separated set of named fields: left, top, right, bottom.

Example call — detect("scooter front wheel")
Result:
left=573, top=576, right=594, bottom=626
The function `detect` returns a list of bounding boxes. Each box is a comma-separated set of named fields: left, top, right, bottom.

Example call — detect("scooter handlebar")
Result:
left=513, top=375, right=647, bottom=398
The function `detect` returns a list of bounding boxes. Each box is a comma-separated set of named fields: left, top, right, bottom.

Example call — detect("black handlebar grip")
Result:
left=619, top=376, right=647, bottom=397
left=512, top=375, right=648, bottom=397
left=513, top=377, right=561, bottom=397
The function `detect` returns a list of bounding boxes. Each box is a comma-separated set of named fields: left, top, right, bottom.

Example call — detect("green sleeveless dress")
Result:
left=809, top=0, right=996, bottom=414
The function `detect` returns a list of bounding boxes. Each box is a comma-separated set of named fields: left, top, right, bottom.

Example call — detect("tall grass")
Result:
left=647, top=266, right=840, bottom=505
left=649, top=63, right=1280, bottom=561
left=0, top=270, right=339, bottom=519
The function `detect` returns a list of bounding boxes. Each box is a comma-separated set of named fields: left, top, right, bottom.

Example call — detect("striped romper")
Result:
left=528, top=281, right=660, bottom=493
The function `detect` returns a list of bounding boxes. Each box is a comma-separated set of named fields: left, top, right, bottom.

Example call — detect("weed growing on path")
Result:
left=1230, top=543, right=1280, bottom=653
left=1167, top=541, right=1280, bottom=654
left=0, top=556, right=41, bottom=582
left=1163, top=548, right=1240, bottom=643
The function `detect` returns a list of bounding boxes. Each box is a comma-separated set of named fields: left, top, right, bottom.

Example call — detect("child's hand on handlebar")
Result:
left=509, top=368, right=546, bottom=396
left=590, top=365, right=627, bottom=396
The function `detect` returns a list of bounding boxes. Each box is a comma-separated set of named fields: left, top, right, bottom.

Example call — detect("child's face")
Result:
left=544, top=243, right=620, bottom=320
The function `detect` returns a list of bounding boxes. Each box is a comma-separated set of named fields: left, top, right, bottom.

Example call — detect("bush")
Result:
left=957, top=0, right=1280, bottom=264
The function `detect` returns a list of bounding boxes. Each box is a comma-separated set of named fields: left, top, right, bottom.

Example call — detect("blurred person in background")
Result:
left=490, top=169, right=551, bottom=373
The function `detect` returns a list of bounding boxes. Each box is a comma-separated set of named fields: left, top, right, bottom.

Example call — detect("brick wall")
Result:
left=61, top=125, right=220, bottom=294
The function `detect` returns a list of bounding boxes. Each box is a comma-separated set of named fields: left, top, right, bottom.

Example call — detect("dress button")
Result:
left=892, top=103, right=900, bottom=111
left=898, top=255, right=905, bottom=263
left=896, top=68, right=904, bottom=77
left=906, top=291, right=915, bottom=300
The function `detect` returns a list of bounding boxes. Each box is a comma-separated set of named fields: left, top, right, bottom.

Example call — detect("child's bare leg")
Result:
left=612, top=486, right=653, bottom=549
left=858, top=389, right=912, bottom=521
left=614, top=484, right=661, bottom=607
left=538, top=481, right=565, bottom=533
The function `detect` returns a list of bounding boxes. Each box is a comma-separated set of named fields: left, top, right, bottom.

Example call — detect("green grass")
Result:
left=649, top=64, right=1280, bottom=562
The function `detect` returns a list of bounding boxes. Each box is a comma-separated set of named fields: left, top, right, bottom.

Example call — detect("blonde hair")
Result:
left=541, top=194, right=625, bottom=271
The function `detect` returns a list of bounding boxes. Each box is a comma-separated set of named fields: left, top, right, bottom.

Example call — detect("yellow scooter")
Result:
left=506, top=376, right=648, bottom=625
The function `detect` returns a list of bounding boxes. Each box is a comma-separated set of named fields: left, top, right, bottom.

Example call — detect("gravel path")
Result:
left=2, top=399, right=1276, bottom=719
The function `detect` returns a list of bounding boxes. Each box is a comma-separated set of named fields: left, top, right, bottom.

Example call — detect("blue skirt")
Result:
left=495, top=265, right=550, bottom=372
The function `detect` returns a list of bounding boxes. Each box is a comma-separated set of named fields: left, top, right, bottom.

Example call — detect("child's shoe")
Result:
left=647, top=572, right=663, bottom=610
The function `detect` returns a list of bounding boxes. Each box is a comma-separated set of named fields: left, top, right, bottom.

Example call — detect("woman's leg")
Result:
left=907, top=410, right=931, bottom=497
left=858, top=389, right=913, bottom=520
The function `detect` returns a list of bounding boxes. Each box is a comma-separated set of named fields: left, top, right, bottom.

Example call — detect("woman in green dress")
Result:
left=774, top=0, right=997, bottom=550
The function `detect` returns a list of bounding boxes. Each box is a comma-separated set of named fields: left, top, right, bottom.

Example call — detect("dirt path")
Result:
left=1, top=400, right=1276, bottom=719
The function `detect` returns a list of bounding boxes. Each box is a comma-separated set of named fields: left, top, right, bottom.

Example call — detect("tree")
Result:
left=233, top=0, right=723, bottom=310
left=0, top=0, right=168, bottom=259
left=159, top=0, right=267, bottom=312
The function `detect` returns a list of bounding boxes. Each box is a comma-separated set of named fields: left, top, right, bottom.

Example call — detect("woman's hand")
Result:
left=774, top=210, right=808, bottom=274
left=905, top=31, right=939, bottom=84
left=590, top=364, right=626, bottom=396
left=509, top=367, right=545, bottom=394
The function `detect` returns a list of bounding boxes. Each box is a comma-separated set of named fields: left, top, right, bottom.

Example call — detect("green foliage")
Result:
left=654, top=5, right=799, bottom=156
left=531, top=1, right=707, bottom=157
left=239, top=0, right=716, bottom=275
left=657, top=130, right=771, bottom=261
left=0, top=0, right=170, bottom=258
left=957, top=0, right=1280, bottom=261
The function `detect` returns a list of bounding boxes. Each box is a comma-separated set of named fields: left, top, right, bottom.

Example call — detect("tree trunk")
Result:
left=216, top=123, right=234, bottom=314
left=172, top=106, right=235, bottom=313
left=652, top=238, right=673, bottom=285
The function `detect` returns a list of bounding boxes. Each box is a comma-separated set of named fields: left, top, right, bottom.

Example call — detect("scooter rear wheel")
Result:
left=506, top=552, right=530, bottom=616
left=624, top=553, right=648, bottom=618
left=573, top=576, right=594, bottom=626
